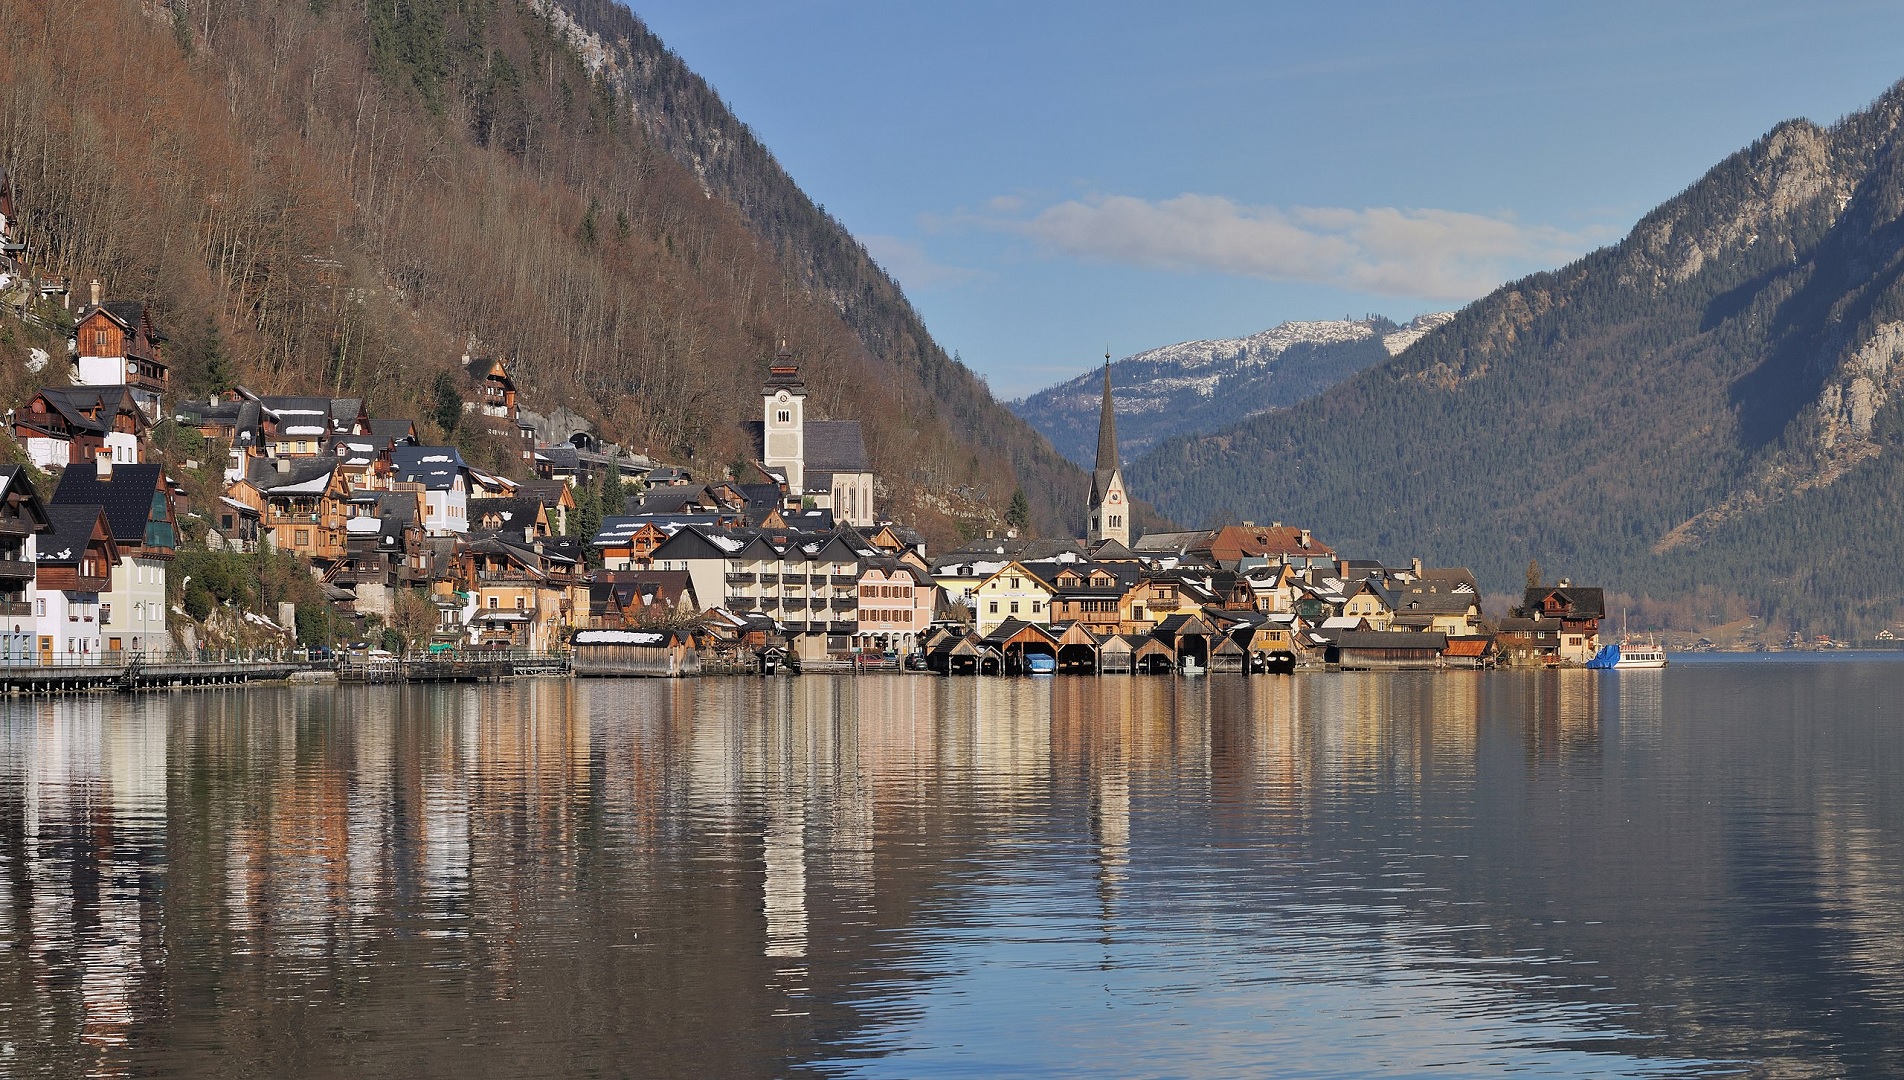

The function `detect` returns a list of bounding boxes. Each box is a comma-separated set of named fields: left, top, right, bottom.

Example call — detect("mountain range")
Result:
left=1011, top=314, right=1453, bottom=467
left=1131, top=82, right=1904, bottom=634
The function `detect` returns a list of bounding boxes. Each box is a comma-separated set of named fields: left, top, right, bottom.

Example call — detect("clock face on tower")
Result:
left=1110, top=492, right=1121, bottom=504
left=126, top=359, right=139, bottom=375
left=777, top=391, right=789, bottom=403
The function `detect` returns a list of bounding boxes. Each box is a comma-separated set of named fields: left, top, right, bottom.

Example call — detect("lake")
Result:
left=3, top=662, right=1902, bottom=1077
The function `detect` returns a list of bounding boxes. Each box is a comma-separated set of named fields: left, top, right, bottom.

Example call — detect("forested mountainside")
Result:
left=0, top=0, right=1097, bottom=542
left=1012, top=314, right=1453, bottom=467
left=1133, top=81, right=1904, bottom=634
left=515, top=0, right=1108, bottom=535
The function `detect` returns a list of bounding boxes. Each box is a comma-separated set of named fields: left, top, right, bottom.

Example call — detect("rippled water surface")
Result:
left=5, top=662, right=1904, bottom=1077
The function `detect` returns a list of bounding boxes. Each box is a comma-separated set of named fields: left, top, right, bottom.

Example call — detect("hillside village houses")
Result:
left=0, top=262, right=1607, bottom=669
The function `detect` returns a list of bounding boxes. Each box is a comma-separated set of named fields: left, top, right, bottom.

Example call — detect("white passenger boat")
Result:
left=1586, top=642, right=1668, bottom=669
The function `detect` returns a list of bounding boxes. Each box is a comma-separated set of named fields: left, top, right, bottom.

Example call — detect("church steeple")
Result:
left=1087, top=350, right=1130, bottom=547
left=1095, top=352, right=1118, bottom=476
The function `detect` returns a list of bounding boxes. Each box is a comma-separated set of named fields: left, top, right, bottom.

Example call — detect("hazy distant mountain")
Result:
left=1011, top=314, right=1454, bottom=467
left=1130, top=81, right=1904, bottom=633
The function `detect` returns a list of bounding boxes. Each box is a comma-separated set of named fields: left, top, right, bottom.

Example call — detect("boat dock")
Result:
left=0, top=657, right=325, bottom=694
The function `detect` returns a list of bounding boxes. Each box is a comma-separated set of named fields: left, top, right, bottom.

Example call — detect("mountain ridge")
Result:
left=1129, top=83, right=1904, bottom=633
left=1012, top=313, right=1454, bottom=467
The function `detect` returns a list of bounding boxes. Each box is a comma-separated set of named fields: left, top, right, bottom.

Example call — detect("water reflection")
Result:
left=2, top=668, right=1903, bottom=1075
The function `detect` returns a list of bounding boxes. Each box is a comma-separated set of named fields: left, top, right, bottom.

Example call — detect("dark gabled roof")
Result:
left=1153, top=612, right=1216, bottom=638
left=325, top=433, right=390, bottom=466
left=50, top=463, right=168, bottom=546
left=804, top=420, right=869, bottom=473
left=632, top=488, right=706, bottom=515
left=390, top=446, right=467, bottom=490
left=536, top=445, right=581, bottom=468
left=0, top=467, right=48, bottom=530
left=27, top=385, right=145, bottom=436
left=1525, top=586, right=1607, bottom=620
left=465, top=355, right=513, bottom=386
left=515, top=480, right=572, bottom=507
left=37, top=504, right=111, bottom=566
left=980, top=618, right=1058, bottom=646
left=782, top=509, right=835, bottom=531
left=365, top=419, right=419, bottom=444
left=468, top=496, right=544, bottom=530
left=245, top=455, right=340, bottom=494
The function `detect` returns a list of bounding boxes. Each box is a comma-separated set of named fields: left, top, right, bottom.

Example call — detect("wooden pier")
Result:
left=0, top=658, right=323, bottom=695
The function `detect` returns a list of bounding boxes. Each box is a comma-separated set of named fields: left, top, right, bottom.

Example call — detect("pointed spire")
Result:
left=1094, top=349, right=1118, bottom=475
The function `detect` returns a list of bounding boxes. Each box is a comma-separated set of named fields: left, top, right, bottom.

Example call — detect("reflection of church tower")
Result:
left=1088, top=354, right=1130, bottom=546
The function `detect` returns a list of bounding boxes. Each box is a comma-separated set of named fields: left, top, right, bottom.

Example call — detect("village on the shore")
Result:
left=0, top=171, right=1615, bottom=680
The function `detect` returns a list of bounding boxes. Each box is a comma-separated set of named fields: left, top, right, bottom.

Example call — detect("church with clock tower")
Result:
left=1087, top=356, right=1129, bottom=548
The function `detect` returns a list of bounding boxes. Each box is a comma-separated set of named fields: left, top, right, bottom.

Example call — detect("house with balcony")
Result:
left=49, top=460, right=177, bottom=657
left=71, top=282, right=168, bottom=419
left=227, top=456, right=350, bottom=564
left=455, top=532, right=585, bottom=651
left=1045, top=561, right=1140, bottom=635
left=0, top=468, right=50, bottom=659
left=14, top=385, right=147, bottom=469
left=647, top=524, right=870, bottom=660
left=32, top=504, right=116, bottom=663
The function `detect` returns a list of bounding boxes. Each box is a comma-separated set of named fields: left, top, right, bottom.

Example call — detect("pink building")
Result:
left=854, top=562, right=936, bottom=654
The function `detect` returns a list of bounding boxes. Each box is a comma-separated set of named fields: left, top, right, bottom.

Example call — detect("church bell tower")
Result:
left=1087, top=352, right=1129, bottom=547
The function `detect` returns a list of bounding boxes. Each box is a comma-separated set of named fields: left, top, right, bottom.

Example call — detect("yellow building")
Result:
left=972, top=561, right=1054, bottom=635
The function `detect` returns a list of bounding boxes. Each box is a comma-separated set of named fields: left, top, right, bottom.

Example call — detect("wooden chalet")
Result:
left=14, top=386, right=148, bottom=469
left=72, top=282, right=168, bottom=416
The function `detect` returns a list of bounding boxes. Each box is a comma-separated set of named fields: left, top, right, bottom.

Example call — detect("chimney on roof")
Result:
left=89, top=279, right=100, bottom=308
left=1299, top=529, right=1311, bottom=548
left=1242, top=521, right=1255, bottom=528
left=95, top=449, right=111, bottom=481
left=1559, top=578, right=1571, bottom=588
left=277, top=457, right=291, bottom=474
left=1272, top=521, right=1282, bottom=528
left=1412, top=557, right=1423, bottom=576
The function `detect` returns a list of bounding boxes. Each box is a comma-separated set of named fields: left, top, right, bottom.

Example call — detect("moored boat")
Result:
left=1586, top=642, right=1668, bottom=669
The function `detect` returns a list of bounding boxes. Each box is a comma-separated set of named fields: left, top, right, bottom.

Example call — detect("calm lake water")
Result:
left=4, top=661, right=1904, bottom=1077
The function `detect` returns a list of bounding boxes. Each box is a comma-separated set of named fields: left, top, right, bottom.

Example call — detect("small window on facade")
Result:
left=988, top=602, right=998, bottom=614
left=489, top=596, right=498, bottom=609
left=516, top=596, right=526, bottom=609
left=1009, top=601, right=1019, bottom=614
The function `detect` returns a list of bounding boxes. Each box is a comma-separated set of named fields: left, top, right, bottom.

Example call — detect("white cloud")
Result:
left=988, top=193, right=1607, bottom=300
left=862, top=234, right=984, bottom=289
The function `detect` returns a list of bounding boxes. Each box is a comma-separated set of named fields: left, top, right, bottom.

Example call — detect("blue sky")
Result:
left=629, top=1, right=1904, bottom=398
